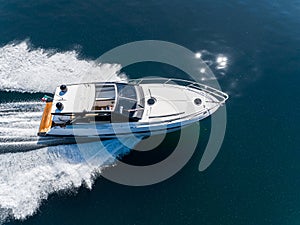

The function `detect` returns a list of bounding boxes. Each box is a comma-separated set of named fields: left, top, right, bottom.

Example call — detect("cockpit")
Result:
left=90, top=82, right=145, bottom=122
left=51, top=82, right=145, bottom=125
left=92, top=83, right=145, bottom=118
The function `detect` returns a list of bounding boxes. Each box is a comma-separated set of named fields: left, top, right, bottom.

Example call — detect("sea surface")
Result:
left=0, top=0, right=300, bottom=224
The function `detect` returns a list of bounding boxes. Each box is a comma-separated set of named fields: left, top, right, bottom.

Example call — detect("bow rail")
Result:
left=128, top=78, right=229, bottom=104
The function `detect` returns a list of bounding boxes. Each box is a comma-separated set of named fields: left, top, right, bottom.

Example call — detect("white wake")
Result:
left=0, top=139, right=137, bottom=222
left=0, top=40, right=126, bottom=93
left=0, top=41, right=136, bottom=224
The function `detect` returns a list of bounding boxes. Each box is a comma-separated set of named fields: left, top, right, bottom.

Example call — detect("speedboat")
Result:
left=38, top=78, right=228, bottom=138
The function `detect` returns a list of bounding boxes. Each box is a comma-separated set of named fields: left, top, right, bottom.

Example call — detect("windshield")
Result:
left=115, top=83, right=144, bottom=119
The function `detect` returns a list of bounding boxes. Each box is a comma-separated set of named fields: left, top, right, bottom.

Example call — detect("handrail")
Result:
left=128, top=78, right=229, bottom=104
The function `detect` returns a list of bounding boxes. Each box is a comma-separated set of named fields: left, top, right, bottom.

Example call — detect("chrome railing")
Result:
left=128, top=78, right=229, bottom=104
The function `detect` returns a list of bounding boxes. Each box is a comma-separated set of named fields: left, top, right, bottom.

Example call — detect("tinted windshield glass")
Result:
left=116, top=84, right=137, bottom=115
left=116, top=84, right=137, bottom=100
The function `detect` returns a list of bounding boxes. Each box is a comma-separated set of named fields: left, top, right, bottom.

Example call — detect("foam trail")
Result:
left=0, top=102, right=43, bottom=151
left=0, top=101, right=74, bottom=152
left=0, top=138, right=140, bottom=223
left=0, top=40, right=126, bottom=93
left=0, top=41, right=138, bottom=224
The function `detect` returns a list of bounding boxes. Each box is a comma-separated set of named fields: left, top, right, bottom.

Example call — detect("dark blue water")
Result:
left=0, top=0, right=300, bottom=224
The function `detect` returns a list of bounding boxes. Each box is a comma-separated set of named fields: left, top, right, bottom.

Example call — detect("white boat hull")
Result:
left=38, top=78, right=227, bottom=138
